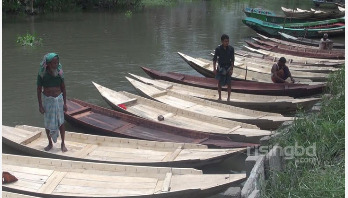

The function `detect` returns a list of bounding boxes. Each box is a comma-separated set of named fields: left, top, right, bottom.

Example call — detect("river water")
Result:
left=2, top=0, right=345, bottom=196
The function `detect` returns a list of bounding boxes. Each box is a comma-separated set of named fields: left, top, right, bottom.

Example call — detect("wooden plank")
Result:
left=192, top=137, right=209, bottom=144
left=38, top=171, right=67, bottom=194
left=162, top=146, right=183, bottom=162
left=71, top=144, right=99, bottom=158
left=117, top=98, right=137, bottom=106
left=20, top=131, right=42, bottom=145
left=68, top=107, right=91, bottom=116
left=227, top=126, right=242, bottom=134
left=161, top=172, right=172, bottom=192
left=114, top=123, right=136, bottom=134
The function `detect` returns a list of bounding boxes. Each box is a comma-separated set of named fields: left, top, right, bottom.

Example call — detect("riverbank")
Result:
left=262, top=68, right=345, bottom=197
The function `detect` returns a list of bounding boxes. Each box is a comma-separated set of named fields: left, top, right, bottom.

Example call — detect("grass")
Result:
left=262, top=68, right=345, bottom=198
left=16, top=33, right=42, bottom=46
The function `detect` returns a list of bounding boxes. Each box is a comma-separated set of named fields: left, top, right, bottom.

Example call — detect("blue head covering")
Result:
left=39, top=53, right=63, bottom=78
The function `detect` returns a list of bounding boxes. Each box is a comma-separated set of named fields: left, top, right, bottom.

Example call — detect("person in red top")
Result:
left=271, top=57, right=295, bottom=83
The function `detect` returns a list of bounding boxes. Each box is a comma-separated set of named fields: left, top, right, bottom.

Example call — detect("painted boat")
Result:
left=2, top=154, right=245, bottom=198
left=140, top=67, right=325, bottom=98
left=93, top=82, right=272, bottom=143
left=244, top=45, right=345, bottom=66
left=126, top=77, right=293, bottom=130
left=64, top=99, right=257, bottom=148
left=2, top=125, right=246, bottom=168
left=256, top=33, right=344, bottom=53
left=242, top=17, right=345, bottom=38
left=179, top=52, right=327, bottom=83
left=246, top=39, right=344, bottom=59
left=281, top=7, right=314, bottom=19
left=278, top=31, right=345, bottom=49
left=310, top=8, right=332, bottom=19
left=235, top=54, right=339, bottom=74
left=244, top=7, right=314, bottom=23
left=313, top=0, right=345, bottom=7
left=128, top=73, right=321, bottom=115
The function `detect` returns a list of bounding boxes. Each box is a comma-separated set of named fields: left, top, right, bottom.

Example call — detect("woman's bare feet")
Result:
left=61, top=143, right=68, bottom=152
left=44, top=143, right=53, bottom=151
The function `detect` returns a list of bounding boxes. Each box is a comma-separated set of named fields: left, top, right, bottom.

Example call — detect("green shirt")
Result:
left=37, top=72, right=64, bottom=87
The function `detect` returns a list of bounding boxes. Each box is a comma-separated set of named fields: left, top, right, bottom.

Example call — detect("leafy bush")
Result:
left=16, top=33, right=42, bottom=46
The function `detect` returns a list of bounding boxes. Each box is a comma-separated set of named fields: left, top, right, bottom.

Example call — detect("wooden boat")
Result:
left=2, top=191, right=40, bottom=198
left=126, top=77, right=294, bottom=130
left=242, top=17, right=345, bottom=38
left=65, top=99, right=258, bottom=148
left=129, top=73, right=321, bottom=115
left=93, top=82, right=272, bottom=143
left=2, top=125, right=246, bottom=168
left=244, top=45, right=345, bottom=66
left=309, top=8, right=332, bottom=19
left=278, top=32, right=345, bottom=49
left=179, top=52, right=327, bottom=83
left=281, top=7, right=314, bottom=19
left=140, top=67, right=325, bottom=98
left=235, top=54, right=339, bottom=74
left=313, top=0, right=345, bottom=7
left=2, top=154, right=245, bottom=198
left=246, top=39, right=345, bottom=59
left=256, top=33, right=344, bottom=53
left=243, top=7, right=313, bottom=23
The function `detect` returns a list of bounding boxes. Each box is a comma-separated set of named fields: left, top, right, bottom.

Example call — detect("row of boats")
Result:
left=243, top=6, right=345, bottom=38
left=3, top=9, right=344, bottom=198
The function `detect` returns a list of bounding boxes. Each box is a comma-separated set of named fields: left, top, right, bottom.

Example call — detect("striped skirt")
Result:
left=43, top=93, right=64, bottom=143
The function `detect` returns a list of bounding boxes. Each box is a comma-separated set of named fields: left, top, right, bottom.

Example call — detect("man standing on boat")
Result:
left=271, top=57, right=295, bottom=84
left=319, top=33, right=333, bottom=50
left=37, top=53, right=68, bottom=152
left=213, top=34, right=235, bottom=101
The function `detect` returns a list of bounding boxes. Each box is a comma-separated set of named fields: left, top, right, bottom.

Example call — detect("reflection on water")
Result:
left=2, top=0, right=344, bottom=196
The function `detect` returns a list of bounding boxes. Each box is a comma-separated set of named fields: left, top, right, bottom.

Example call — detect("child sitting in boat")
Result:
left=271, top=57, right=295, bottom=84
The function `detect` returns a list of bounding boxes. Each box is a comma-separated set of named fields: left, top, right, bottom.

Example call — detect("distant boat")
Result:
left=278, top=32, right=345, bottom=49
left=244, top=7, right=313, bottom=23
left=246, top=38, right=344, bottom=59
left=242, top=17, right=345, bottom=38
left=3, top=154, right=245, bottom=198
left=313, top=0, right=345, bottom=7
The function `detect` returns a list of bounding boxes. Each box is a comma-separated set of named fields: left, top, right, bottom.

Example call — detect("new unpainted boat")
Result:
left=126, top=77, right=293, bottom=130
left=246, top=39, right=344, bottom=59
left=2, top=125, right=246, bottom=168
left=244, top=45, right=344, bottom=66
left=278, top=31, right=345, bottom=49
left=2, top=191, right=40, bottom=198
left=93, top=82, right=272, bottom=143
left=2, top=154, right=245, bottom=198
left=179, top=52, right=326, bottom=83
left=64, top=99, right=257, bottom=148
left=140, top=67, right=325, bottom=98
left=256, top=33, right=344, bottom=53
left=129, top=73, right=321, bottom=114
left=235, top=54, right=339, bottom=74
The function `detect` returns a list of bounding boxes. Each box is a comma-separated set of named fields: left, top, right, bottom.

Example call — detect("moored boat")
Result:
left=64, top=99, right=258, bottom=148
left=126, top=77, right=294, bottom=130
left=141, top=66, right=325, bottom=98
left=278, top=32, right=345, bottom=49
left=242, top=17, right=345, bottom=38
left=281, top=7, right=314, bottom=19
left=2, top=125, right=246, bottom=168
left=129, top=73, right=321, bottom=115
left=93, top=82, right=272, bottom=143
left=244, top=7, right=312, bottom=23
left=2, top=154, right=245, bottom=198
left=246, top=39, right=344, bottom=59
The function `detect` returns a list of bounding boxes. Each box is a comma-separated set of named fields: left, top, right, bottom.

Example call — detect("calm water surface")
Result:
left=2, top=0, right=344, bottom=196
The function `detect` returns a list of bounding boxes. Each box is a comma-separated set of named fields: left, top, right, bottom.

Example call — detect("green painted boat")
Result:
left=242, top=17, right=345, bottom=38
left=244, top=8, right=313, bottom=23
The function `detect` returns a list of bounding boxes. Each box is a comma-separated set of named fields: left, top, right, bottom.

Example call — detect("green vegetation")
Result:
left=262, top=68, right=345, bottom=198
left=16, top=33, right=42, bottom=46
left=125, top=10, right=132, bottom=17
